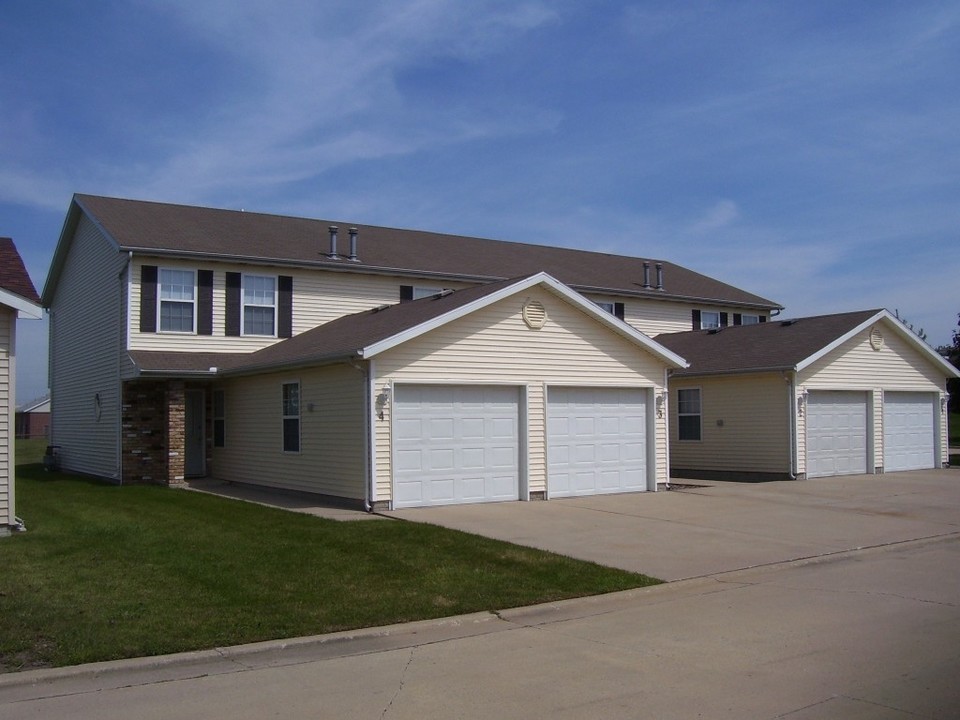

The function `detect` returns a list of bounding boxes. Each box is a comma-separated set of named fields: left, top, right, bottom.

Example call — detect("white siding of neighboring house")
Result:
left=127, top=256, right=471, bottom=353
left=798, top=321, right=950, bottom=472
left=0, top=308, right=12, bottom=529
left=372, top=285, right=671, bottom=505
left=669, top=373, right=791, bottom=476
left=583, top=295, right=771, bottom=337
left=48, top=215, right=127, bottom=479
left=210, top=363, right=367, bottom=499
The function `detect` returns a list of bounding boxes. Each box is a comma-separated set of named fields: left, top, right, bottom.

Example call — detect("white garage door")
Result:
left=547, top=387, right=648, bottom=497
left=806, top=391, right=868, bottom=478
left=393, top=385, right=520, bottom=508
left=883, top=392, right=936, bottom=472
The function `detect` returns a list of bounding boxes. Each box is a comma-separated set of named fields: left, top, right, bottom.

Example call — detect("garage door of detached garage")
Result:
left=547, top=387, right=648, bottom=497
left=393, top=385, right=520, bottom=508
left=806, top=391, right=867, bottom=478
left=884, top=392, right=936, bottom=472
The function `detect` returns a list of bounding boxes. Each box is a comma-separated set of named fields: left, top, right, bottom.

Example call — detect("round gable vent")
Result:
left=522, top=299, right=547, bottom=329
left=869, top=326, right=884, bottom=351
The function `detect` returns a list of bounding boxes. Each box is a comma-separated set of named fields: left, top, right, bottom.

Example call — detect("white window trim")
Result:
left=158, top=267, right=197, bottom=334
left=740, top=314, right=760, bottom=325
left=594, top=300, right=615, bottom=314
left=677, top=387, right=702, bottom=442
left=282, top=381, right=301, bottom=454
left=412, top=286, right=445, bottom=300
left=241, top=273, right=278, bottom=337
left=700, top=311, right=721, bottom=330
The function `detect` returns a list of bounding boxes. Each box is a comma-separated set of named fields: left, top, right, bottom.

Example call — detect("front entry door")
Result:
left=185, top=390, right=206, bottom=477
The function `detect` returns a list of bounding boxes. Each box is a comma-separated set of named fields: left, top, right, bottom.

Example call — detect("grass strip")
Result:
left=1, top=459, right=659, bottom=670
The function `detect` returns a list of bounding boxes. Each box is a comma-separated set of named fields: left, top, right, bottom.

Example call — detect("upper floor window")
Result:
left=242, top=275, right=277, bottom=336
left=677, top=388, right=702, bottom=441
left=595, top=301, right=614, bottom=314
left=413, top=286, right=443, bottom=300
left=699, top=311, right=720, bottom=330
left=739, top=314, right=760, bottom=325
left=159, top=269, right=196, bottom=333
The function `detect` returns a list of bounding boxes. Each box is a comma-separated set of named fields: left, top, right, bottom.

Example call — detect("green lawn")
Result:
left=1, top=451, right=659, bottom=671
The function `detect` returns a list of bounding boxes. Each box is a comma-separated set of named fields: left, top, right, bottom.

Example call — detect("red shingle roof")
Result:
left=73, top=194, right=780, bottom=310
left=0, top=238, right=40, bottom=304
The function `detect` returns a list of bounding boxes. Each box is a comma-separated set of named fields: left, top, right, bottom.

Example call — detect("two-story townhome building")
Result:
left=43, top=195, right=784, bottom=509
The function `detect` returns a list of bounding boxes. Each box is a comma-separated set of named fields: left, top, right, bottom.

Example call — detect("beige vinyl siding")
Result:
left=0, top=308, right=12, bottom=527
left=211, top=363, right=366, bottom=499
left=670, top=373, right=791, bottom=475
left=48, top=215, right=126, bottom=479
left=129, top=257, right=471, bottom=352
left=373, top=286, right=670, bottom=503
left=799, top=322, right=949, bottom=470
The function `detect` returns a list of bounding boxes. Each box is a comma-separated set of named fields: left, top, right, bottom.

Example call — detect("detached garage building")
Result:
left=131, top=273, right=686, bottom=509
left=658, top=309, right=958, bottom=481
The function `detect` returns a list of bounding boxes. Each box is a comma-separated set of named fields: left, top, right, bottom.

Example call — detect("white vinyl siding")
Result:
left=211, top=364, right=366, bottom=500
left=373, top=285, right=671, bottom=505
left=669, top=374, right=791, bottom=475
left=281, top=381, right=300, bottom=453
left=799, top=322, right=950, bottom=471
left=48, top=215, right=125, bottom=479
left=0, top=309, right=12, bottom=528
left=883, top=392, right=936, bottom=472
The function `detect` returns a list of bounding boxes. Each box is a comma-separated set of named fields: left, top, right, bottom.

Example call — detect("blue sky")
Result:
left=3, top=1, right=959, bottom=401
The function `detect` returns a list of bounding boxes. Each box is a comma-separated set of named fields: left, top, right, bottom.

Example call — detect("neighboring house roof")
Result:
left=43, top=194, right=782, bottom=311
left=129, top=272, right=689, bottom=377
left=16, top=396, right=50, bottom=414
left=657, top=309, right=960, bottom=378
left=0, top=238, right=42, bottom=317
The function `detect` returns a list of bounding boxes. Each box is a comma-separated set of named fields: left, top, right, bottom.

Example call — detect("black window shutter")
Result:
left=140, top=265, right=157, bottom=333
left=197, top=270, right=213, bottom=335
left=733, top=313, right=742, bottom=326
left=720, top=312, right=729, bottom=327
left=614, top=302, right=625, bottom=320
left=759, top=315, right=767, bottom=323
left=692, top=309, right=701, bottom=330
left=278, top=275, right=293, bottom=338
left=400, top=285, right=413, bottom=302
left=226, top=272, right=241, bottom=336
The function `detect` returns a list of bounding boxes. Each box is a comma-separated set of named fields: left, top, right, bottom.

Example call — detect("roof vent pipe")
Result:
left=656, top=263, right=664, bottom=291
left=643, top=261, right=651, bottom=289
left=348, top=227, right=359, bottom=262
left=327, top=226, right=340, bottom=260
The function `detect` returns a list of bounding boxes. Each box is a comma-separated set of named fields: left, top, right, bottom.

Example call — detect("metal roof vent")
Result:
left=656, top=263, right=664, bottom=291
left=643, top=261, right=651, bottom=289
left=327, top=226, right=340, bottom=260
left=348, top=227, right=359, bottom=262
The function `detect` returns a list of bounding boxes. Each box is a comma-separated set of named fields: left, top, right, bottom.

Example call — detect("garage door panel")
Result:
left=548, top=387, right=648, bottom=497
left=393, top=385, right=520, bottom=508
left=807, top=391, right=867, bottom=478
left=884, top=392, right=935, bottom=472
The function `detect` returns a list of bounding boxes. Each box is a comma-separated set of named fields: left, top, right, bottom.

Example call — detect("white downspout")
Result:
left=662, top=367, right=671, bottom=491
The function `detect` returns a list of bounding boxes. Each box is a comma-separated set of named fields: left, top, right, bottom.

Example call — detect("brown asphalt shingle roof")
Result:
left=0, top=238, right=40, bottom=304
left=656, top=309, right=883, bottom=376
left=74, top=194, right=780, bottom=309
left=129, top=276, right=530, bottom=375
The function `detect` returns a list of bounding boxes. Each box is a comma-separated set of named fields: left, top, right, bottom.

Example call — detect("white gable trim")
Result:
left=0, top=287, right=42, bottom=319
left=361, top=272, right=688, bottom=368
left=795, top=309, right=959, bottom=378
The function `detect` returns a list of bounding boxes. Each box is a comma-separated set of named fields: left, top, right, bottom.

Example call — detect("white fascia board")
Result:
left=795, top=310, right=960, bottom=378
left=0, top=288, right=42, bottom=318
left=361, top=272, right=689, bottom=369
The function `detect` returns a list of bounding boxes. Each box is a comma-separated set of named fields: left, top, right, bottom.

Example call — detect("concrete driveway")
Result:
left=386, top=469, right=960, bottom=580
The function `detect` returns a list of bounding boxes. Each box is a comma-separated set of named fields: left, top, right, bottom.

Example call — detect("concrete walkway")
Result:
left=2, top=469, right=958, bottom=719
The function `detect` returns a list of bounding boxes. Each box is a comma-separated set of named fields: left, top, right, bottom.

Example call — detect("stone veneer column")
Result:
left=121, top=380, right=168, bottom=485
left=166, top=381, right=186, bottom=486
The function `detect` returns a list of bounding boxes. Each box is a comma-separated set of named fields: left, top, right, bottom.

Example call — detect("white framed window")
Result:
left=740, top=314, right=760, bottom=325
left=213, top=390, right=226, bottom=448
left=159, top=268, right=196, bottom=333
left=242, top=274, right=277, bottom=336
left=699, top=311, right=720, bottom=330
left=413, top=286, right=443, bottom=300
left=595, top=301, right=615, bottom=314
left=282, top=382, right=300, bottom=453
left=677, top=388, right=702, bottom=441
